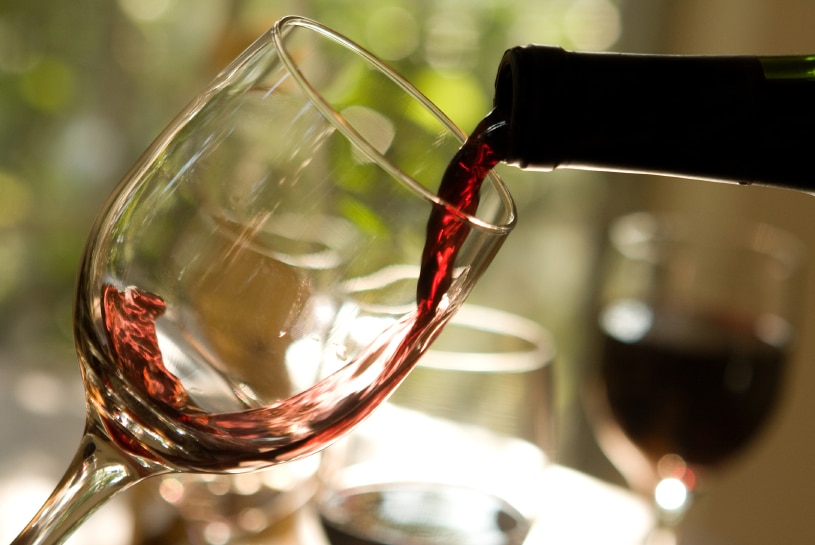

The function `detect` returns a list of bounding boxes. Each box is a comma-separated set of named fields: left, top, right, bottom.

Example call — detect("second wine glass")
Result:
left=317, top=304, right=556, bottom=545
left=583, top=211, right=804, bottom=545
left=12, top=16, right=516, bottom=545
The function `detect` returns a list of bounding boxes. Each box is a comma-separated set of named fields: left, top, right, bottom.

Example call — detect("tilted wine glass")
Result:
left=11, top=16, right=515, bottom=545
left=583, top=211, right=803, bottom=545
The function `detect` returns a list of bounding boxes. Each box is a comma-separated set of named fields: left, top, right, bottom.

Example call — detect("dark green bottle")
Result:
left=493, top=45, right=815, bottom=190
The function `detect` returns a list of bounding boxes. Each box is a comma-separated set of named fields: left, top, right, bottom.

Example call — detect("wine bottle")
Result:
left=493, top=45, right=815, bottom=190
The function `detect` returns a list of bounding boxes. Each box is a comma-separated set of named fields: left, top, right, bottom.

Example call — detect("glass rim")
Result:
left=418, top=304, right=555, bottom=372
left=270, top=15, right=516, bottom=235
left=611, top=210, right=807, bottom=272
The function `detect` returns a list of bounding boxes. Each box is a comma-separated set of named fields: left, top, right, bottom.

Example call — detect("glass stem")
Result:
left=11, top=418, right=165, bottom=545
left=644, top=521, right=679, bottom=545
left=644, top=503, right=688, bottom=545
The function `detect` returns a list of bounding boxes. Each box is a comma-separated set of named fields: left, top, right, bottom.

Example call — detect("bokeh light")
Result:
left=563, top=0, right=621, bottom=50
left=654, top=478, right=689, bottom=512
left=0, top=170, right=32, bottom=228
left=366, top=6, right=420, bottom=61
left=117, top=0, right=173, bottom=22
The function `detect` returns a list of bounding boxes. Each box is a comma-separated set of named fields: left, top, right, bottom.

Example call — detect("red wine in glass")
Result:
left=597, top=299, right=788, bottom=470
left=93, top=282, right=429, bottom=470
left=93, top=108, right=512, bottom=471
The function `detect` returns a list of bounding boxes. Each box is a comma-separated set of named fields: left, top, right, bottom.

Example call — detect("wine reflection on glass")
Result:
left=583, top=212, right=804, bottom=545
left=317, top=304, right=556, bottom=545
left=11, top=16, right=516, bottom=545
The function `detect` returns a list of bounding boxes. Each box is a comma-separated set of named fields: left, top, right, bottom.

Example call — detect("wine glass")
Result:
left=583, top=211, right=804, bottom=545
left=11, top=16, right=516, bottom=545
left=316, top=304, right=555, bottom=545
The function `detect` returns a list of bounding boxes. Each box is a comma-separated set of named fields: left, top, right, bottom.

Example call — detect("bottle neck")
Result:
left=494, top=45, right=815, bottom=190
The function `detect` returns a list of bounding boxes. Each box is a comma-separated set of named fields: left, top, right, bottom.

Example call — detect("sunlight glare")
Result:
left=601, top=299, right=654, bottom=343
left=654, top=478, right=688, bottom=512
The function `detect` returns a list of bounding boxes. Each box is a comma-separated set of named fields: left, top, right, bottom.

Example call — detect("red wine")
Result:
left=318, top=483, right=529, bottom=545
left=102, top=285, right=187, bottom=409
left=597, top=300, right=788, bottom=468
left=416, top=109, right=507, bottom=316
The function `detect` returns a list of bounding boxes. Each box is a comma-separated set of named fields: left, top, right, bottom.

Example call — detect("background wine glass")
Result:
left=11, top=16, right=515, bottom=545
left=583, top=211, right=804, bottom=545
left=316, top=304, right=556, bottom=545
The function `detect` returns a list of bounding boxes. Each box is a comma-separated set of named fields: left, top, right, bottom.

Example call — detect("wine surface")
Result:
left=597, top=300, right=788, bottom=468
left=318, top=482, right=528, bottom=545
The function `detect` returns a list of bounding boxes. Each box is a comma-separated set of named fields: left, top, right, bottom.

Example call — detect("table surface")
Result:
left=0, top=363, right=654, bottom=545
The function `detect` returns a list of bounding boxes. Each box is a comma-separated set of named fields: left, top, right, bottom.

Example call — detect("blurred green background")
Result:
left=2, top=1, right=815, bottom=544
left=0, top=0, right=631, bottom=365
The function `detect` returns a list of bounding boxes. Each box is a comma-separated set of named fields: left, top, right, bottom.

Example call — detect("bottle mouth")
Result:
left=492, top=45, right=567, bottom=170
